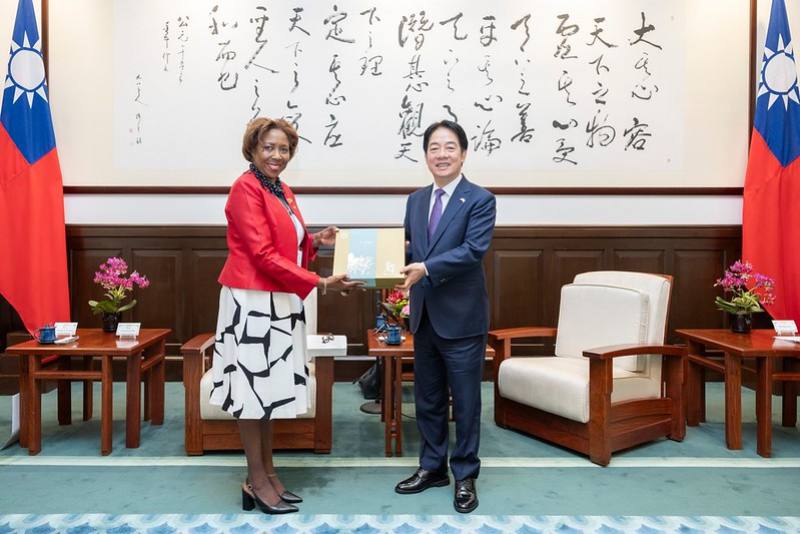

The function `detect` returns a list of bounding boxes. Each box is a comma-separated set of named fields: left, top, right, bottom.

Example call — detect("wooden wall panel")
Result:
left=0, top=225, right=744, bottom=355
left=612, top=250, right=666, bottom=274
left=131, top=249, right=182, bottom=342
left=491, top=250, right=544, bottom=328
left=188, top=250, right=227, bottom=337
left=672, top=249, right=728, bottom=332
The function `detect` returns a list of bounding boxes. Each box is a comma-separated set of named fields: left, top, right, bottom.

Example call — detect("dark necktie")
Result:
left=427, top=188, right=445, bottom=240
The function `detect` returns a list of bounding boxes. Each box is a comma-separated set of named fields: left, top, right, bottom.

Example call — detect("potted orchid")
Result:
left=714, top=260, right=775, bottom=333
left=382, top=289, right=410, bottom=329
left=88, top=257, right=150, bottom=332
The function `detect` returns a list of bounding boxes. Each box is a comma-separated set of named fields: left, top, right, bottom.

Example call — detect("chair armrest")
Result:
left=182, top=333, right=214, bottom=456
left=181, top=333, right=216, bottom=356
left=487, top=327, right=558, bottom=376
left=583, top=344, right=687, bottom=360
left=488, top=326, right=557, bottom=342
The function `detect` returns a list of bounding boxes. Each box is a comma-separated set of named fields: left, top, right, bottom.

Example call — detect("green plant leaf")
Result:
left=116, top=299, right=137, bottom=313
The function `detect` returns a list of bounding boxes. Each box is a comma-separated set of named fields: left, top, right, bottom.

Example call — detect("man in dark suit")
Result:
left=394, top=120, right=496, bottom=513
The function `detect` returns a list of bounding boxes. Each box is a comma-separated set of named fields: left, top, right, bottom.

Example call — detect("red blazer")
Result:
left=218, top=170, right=319, bottom=299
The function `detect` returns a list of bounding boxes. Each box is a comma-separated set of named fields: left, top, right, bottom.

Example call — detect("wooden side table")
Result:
left=6, top=328, right=170, bottom=455
left=366, top=329, right=495, bottom=457
left=676, top=328, right=800, bottom=457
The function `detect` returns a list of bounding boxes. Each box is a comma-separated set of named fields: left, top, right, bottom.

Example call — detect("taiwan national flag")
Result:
left=743, top=0, right=800, bottom=325
left=0, top=0, right=70, bottom=334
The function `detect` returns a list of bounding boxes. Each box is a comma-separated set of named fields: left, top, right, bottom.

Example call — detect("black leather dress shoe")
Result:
left=395, top=468, right=450, bottom=494
left=454, top=478, right=478, bottom=513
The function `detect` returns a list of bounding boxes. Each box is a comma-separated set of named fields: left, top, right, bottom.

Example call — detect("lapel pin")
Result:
left=459, top=197, right=465, bottom=203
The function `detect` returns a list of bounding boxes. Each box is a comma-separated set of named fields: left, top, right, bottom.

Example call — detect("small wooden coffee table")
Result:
left=676, top=329, right=800, bottom=457
left=6, top=328, right=170, bottom=455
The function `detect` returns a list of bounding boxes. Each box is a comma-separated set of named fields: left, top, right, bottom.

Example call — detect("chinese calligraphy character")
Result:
left=511, top=102, right=535, bottom=143
left=324, top=114, right=343, bottom=147
left=479, top=16, right=498, bottom=47
left=398, top=11, right=433, bottom=50
left=324, top=5, right=356, bottom=44
left=555, top=13, right=579, bottom=60
left=585, top=110, right=616, bottom=147
left=289, top=7, right=310, bottom=36
left=553, top=138, right=577, bottom=165
left=439, top=13, right=468, bottom=41
left=587, top=17, right=617, bottom=48
left=471, top=120, right=502, bottom=155
left=510, top=14, right=532, bottom=52
left=630, top=12, right=662, bottom=50
left=624, top=117, right=651, bottom=150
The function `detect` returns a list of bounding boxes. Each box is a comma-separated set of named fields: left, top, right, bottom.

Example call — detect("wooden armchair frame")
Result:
left=489, top=309, right=687, bottom=466
left=182, top=333, right=334, bottom=455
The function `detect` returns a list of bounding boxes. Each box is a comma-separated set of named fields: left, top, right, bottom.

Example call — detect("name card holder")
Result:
left=116, top=322, right=141, bottom=339
left=773, top=320, right=798, bottom=337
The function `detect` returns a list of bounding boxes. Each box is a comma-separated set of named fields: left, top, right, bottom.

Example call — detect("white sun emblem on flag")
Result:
left=3, top=30, right=48, bottom=108
left=758, top=33, right=800, bottom=110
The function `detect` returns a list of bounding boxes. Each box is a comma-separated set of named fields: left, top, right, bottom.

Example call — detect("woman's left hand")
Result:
left=313, top=226, right=339, bottom=248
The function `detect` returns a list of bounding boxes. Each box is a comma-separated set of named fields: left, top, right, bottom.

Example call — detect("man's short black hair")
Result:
left=422, top=120, right=468, bottom=153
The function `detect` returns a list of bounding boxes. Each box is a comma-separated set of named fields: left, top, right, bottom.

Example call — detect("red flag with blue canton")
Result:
left=0, top=0, right=70, bottom=334
left=743, top=0, right=800, bottom=325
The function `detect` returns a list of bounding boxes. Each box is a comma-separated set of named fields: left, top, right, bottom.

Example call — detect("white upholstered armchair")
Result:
left=488, top=271, right=687, bottom=466
left=182, top=288, right=346, bottom=454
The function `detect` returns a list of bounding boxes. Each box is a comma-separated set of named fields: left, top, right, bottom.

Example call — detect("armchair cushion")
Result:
left=555, top=284, right=649, bottom=372
left=498, top=356, right=660, bottom=423
left=573, top=271, right=670, bottom=345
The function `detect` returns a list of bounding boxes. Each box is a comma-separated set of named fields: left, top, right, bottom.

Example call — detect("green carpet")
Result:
left=0, top=381, right=799, bottom=517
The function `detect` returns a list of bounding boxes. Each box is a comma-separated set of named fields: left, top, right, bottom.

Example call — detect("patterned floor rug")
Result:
left=1, top=514, right=799, bottom=534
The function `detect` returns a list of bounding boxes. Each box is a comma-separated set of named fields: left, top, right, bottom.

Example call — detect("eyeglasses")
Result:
left=321, top=334, right=335, bottom=344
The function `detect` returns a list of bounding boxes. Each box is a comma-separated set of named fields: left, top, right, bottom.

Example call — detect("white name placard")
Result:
left=772, top=320, right=798, bottom=336
left=116, top=322, right=141, bottom=338
left=54, top=322, right=78, bottom=337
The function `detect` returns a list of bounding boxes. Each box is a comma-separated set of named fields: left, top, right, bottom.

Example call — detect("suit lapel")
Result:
left=415, top=185, right=432, bottom=253
left=426, top=177, right=471, bottom=255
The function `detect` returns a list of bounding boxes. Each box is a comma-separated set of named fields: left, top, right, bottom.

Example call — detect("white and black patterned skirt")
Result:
left=209, top=286, right=309, bottom=420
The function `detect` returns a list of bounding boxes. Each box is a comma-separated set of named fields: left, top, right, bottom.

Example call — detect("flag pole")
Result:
left=748, top=0, right=758, bottom=144
left=41, top=0, right=49, bottom=81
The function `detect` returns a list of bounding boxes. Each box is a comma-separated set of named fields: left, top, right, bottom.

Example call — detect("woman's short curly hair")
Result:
left=242, top=117, right=300, bottom=162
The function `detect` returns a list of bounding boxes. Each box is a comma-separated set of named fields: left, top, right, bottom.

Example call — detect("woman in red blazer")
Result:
left=211, top=118, right=360, bottom=514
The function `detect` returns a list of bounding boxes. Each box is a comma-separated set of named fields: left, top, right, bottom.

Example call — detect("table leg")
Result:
left=394, top=355, right=403, bottom=456
left=101, top=356, right=113, bottom=455
left=151, top=350, right=165, bottom=426
left=83, top=356, right=93, bottom=421
left=126, top=352, right=142, bottom=448
left=18, top=355, right=28, bottom=448
left=382, top=355, right=394, bottom=457
left=724, top=352, right=742, bottom=450
left=756, top=356, right=774, bottom=457
left=143, top=372, right=151, bottom=423
left=698, top=365, right=707, bottom=423
left=686, top=357, right=702, bottom=427
left=27, top=355, right=41, bottom=455
left=782, top=358, right=798, bottom=427
left=57, top=356, right=72, bottom=426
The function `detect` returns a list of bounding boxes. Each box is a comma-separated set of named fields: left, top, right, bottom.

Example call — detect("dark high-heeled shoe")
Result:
left=267, top=474, right=303, bottom=503
left=242, top=486, right=298, bottom=514
left=249, top=477, right=304, bottom=504
left=279, top=489, right=303, bottom=504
